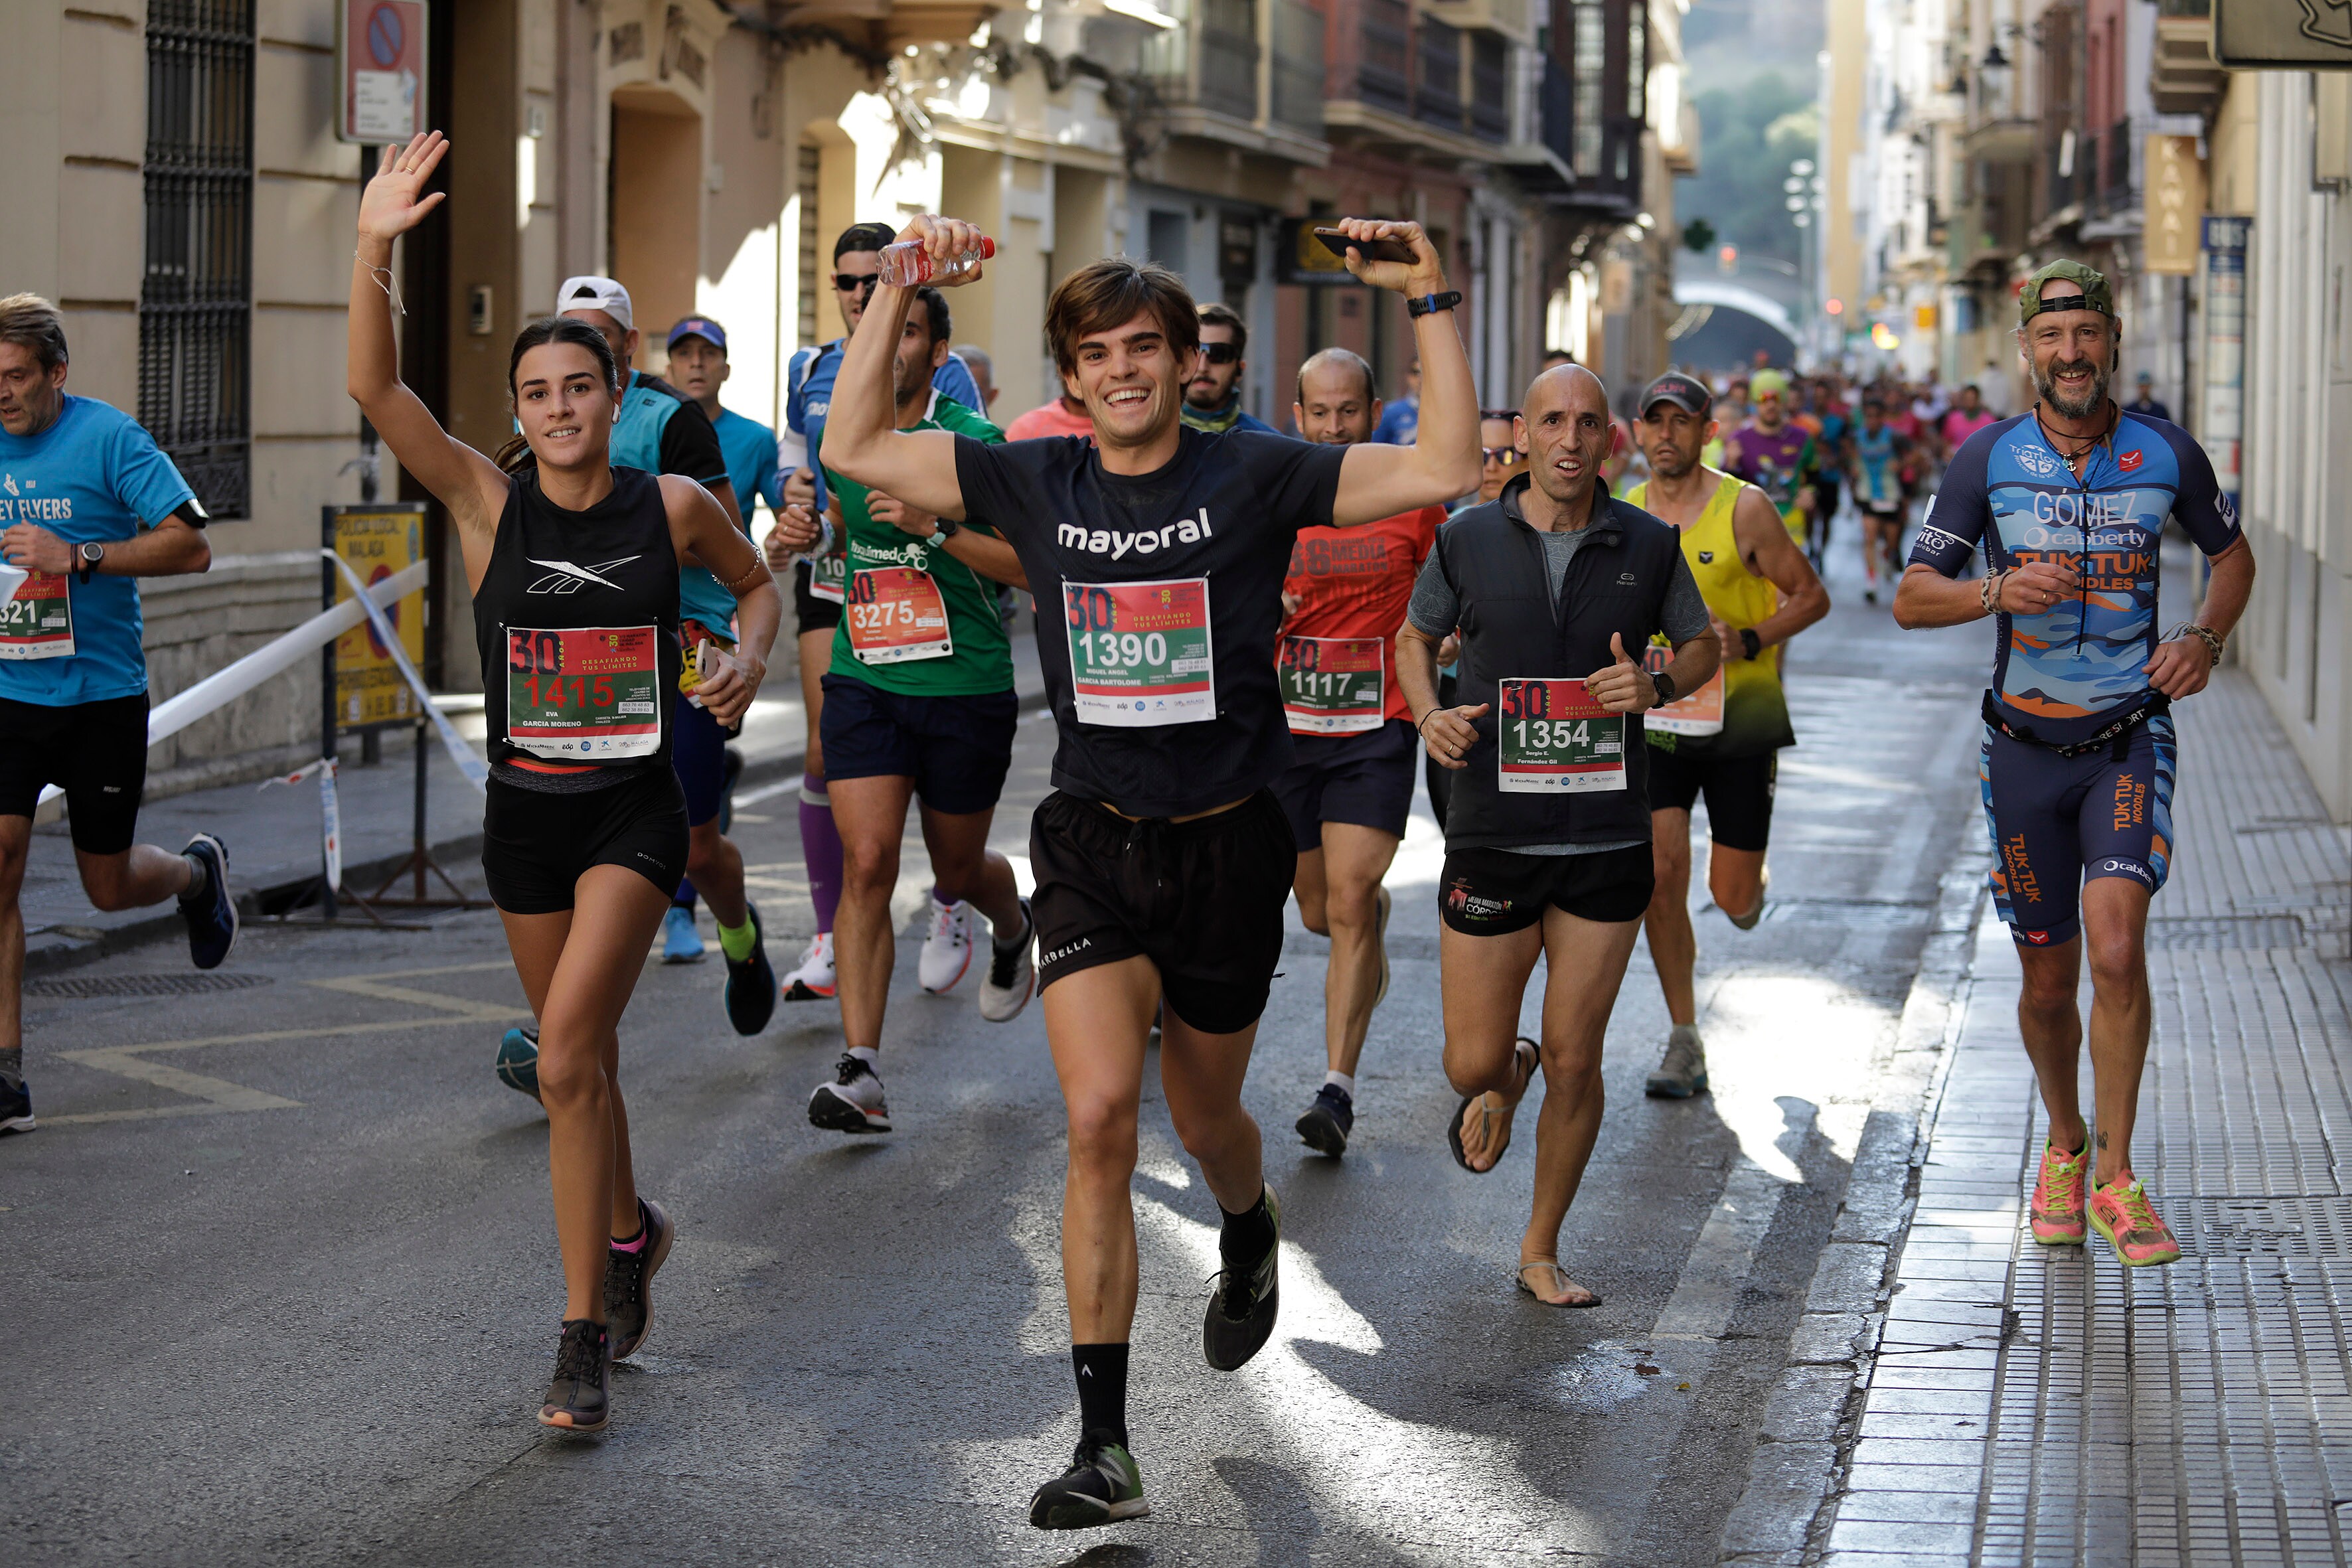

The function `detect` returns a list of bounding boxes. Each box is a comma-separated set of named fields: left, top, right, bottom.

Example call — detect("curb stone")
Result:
left=1715, top=849, right=1989, bottom=1565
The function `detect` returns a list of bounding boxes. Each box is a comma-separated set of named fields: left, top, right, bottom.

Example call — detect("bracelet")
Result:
left=1980, top=569, right=2006, bottom=615
left=356, top=248, right=406, bottom=317
left=2171, top=622, right=2226, bottom=663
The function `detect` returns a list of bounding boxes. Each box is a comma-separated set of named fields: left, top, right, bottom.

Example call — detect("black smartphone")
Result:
left=1312, top=226, right=1418, bottom=266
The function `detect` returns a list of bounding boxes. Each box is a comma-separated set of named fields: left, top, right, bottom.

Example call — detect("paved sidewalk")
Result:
left=18, top=630, right=1044, bottom=973
left=1802, top=667, right=2352, bottom=1566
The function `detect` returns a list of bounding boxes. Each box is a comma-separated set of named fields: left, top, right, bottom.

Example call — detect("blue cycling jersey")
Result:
left=1909, top=410, right=2239, bottom=743
left=1853, top=424, right=1903, bottom=507
left=785, top=341, right=981, bottom=514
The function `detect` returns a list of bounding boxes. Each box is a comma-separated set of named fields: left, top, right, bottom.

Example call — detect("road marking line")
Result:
left=1652, top=1158, right=1792, bottom=1341
left=48, top=1046, right=302, bottom=1122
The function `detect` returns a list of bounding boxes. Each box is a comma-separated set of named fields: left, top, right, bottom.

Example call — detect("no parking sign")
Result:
left=336, top=1, right=428, bottom=145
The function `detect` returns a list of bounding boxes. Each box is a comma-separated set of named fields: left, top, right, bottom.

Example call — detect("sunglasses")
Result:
left=1197, top=342, right=1239, bottom=365
left=1482, top=447, right=1521, bottom=465
left=833, top=272, right=880, bottom=293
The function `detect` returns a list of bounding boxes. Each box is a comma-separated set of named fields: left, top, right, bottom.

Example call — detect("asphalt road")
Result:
left=6, top=530, right=1985, bottom=1567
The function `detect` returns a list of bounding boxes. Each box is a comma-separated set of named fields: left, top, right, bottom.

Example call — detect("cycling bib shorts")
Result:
left=1980, top=713, right=2175, bottom=947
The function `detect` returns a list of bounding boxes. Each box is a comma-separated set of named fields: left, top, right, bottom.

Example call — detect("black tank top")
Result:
left=473, top=465, right=682, bottom=791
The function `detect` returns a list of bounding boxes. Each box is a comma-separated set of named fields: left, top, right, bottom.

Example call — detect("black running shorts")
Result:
left=817, top=672, right=1016, bottom=815
left=793, top=558, right=843, bottom=635
left=1644, top=747, right=1778, bottom=853
left=481, top=768, right=691, bottom=914
left=0, top=693, right=149, bottom=854
left=1271, top=718, right=1418, bottom=850
left=1029, top=789, right=1296, bottom=1035
left=1439, top=842, right=1655, bottom=935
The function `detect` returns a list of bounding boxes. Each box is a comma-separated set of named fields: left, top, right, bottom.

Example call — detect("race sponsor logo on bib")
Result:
left=503, top=624, right=663, bottom=759
left=1642, top=643, right=1724, bottom=737
left=0, top=570, right=73, bottom=661
left=1497, top=676, right=1626, bottom=793
left=846, top=566, right=953, bottom=664
left=1279, top=635, right=1383, bottom=734
left=1063, top=577, right=1214, bottom=727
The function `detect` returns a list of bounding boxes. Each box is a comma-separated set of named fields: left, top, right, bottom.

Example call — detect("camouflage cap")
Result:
left=2019, top=258, right=2114, bottom=327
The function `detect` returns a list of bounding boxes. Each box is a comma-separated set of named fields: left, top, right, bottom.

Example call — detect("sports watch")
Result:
left=929, top=516, right=961, bottom=542
left=1739, top=627, right=1763, bottom=661
left=76, top=541, right=104, bottom=584
left=1405, top=291, right=1462, bottom=319
left=1650, top=670, right=1677, bottom=709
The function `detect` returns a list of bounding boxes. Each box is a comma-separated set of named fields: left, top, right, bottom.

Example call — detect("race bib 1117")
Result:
left=1279, top=635, right=1384, bottom=734
left=503, top=625, right=663, bottom=760
left=1497, top=676, right=1626, bottom=793
left=0, top=570, right=73, bottom=661
left=1063, top=578, right=1214, bottom=727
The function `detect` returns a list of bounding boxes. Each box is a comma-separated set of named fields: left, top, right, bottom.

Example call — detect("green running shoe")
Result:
left=1028, top=1430, right=1148, bottom=1529
left=496, top=1026, right=541, bottom=1102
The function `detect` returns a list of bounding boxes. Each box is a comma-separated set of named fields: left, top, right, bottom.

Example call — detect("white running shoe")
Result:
left=808, top=1053, right=890, bottom=1134
left=780, top=931, right=836, bottom=1000
left=918, top=898, right=976, bottom=994
left=979, top=898, right=1036, bottom=1023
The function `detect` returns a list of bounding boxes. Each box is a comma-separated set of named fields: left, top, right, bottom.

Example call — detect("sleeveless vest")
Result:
left=1624, top=472, right=1795, bottom=758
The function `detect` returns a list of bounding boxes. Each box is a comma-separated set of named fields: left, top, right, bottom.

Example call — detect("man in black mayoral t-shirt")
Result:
left=822, top=214, right=1482, bottom=1531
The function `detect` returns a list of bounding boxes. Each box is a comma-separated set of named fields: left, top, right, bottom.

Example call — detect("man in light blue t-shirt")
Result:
left=0, top=293, right=241, bottom=1137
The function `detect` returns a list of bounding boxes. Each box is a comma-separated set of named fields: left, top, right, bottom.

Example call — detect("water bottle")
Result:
left=876, top=234, right=998, bottom=287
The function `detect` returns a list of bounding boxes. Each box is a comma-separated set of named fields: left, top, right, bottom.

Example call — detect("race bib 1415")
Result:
left=504, top=625, right=663, bottom=759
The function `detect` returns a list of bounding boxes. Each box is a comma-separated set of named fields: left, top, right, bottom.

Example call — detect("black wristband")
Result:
left=1406, top=291, right=1462, bottom=319
left=1739, top=627, right=1763, bottom=661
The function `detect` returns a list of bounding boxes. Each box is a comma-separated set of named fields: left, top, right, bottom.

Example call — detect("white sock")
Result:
left=848, top=1045, right=880, bottom=1069
left=1669, top=1023, right=1703, bottom=1050
left=1324, top=1069, right=1356, bottom=1097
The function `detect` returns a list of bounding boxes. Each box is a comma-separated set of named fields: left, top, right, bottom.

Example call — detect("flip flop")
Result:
left=1447, top=1036, right=1538, bottom=1173
left=1514, top=1259, right=1602, bottom=1308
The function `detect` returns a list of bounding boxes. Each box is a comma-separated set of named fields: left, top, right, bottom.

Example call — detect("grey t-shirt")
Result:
left=1407, top=511, right=1711, bottom=857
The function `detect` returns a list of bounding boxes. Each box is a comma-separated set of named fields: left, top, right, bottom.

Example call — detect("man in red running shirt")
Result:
left=1275, top=348, right=1447, bottom=1156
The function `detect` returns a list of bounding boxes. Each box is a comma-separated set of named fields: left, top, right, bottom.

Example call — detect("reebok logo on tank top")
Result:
left=526, top=556, right=642, bottom=594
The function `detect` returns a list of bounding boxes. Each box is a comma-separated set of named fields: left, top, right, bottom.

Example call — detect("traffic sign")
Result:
left=337, top=1, right=428, bottom=145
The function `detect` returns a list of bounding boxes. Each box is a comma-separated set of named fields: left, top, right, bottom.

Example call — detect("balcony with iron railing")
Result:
left=1415, top=17, right=1463, bottom=130
left=1139, top=0, right=1326, bottom=157
left=2151, top=0, right=2225, bottom=117
left=1467, top=29, right=1508, bottom=141
left=1323, top=0, right=1528, bottom=159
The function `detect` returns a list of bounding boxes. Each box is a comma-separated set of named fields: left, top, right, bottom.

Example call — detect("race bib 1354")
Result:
left=1497, top=676, right=1626, bottom=793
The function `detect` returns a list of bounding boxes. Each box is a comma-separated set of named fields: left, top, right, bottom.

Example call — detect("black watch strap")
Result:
left=1406, top=290, right=1463, bottom=319
left=1651, top=670, right=1676, bottom=708
left=1739, top=626, right=1763, bottom=660
left=932, top=516, right=959, bottom=540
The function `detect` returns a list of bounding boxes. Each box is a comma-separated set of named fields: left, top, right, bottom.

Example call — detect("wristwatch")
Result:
left=1739, top=627, right=1763, bottom=661
left=929, top=516, right=961, bottom=542
left=1650, top=670, right=1677, bottom=708
left=1405, top=290, right=1463, bottom=319
left=76, top=541, right=104, bottom=584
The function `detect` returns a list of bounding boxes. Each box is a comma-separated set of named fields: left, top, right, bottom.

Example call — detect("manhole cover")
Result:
left=2145, top=914, right=2306, bottom=951
left=2184, top=1196, right=2352, bottom=1258
left=25, top=973, right=274, bottom=1000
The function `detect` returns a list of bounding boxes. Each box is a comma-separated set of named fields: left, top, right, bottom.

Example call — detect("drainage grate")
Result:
left=2182, top=1196, right=2352, bottom=1258
left=2144, top=914, right=2307, bottom=950
left=25, top=972, right=274, bottom=1000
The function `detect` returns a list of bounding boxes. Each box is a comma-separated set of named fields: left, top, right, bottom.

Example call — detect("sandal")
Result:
left=1447, top=1036, right=1538, bottom=1173
left=1514, top=1259, right=1602, bottom=1308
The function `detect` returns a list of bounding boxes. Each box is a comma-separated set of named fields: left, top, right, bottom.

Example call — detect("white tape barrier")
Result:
left=323, top=550, right=489, bottom=793
left=35, top=559, right=438, bottom=809
left=258, top=755, right=345, bottom=890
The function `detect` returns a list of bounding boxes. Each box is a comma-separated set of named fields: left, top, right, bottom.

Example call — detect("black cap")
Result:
left=1639, top=372, right=1712, bottom=417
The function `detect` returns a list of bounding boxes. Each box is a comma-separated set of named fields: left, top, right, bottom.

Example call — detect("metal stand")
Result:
left=369, top=716, right=487, bottom=910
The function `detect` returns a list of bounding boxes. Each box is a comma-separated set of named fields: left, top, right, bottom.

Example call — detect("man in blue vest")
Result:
left=1398, top=364, right=1719, bottom=1308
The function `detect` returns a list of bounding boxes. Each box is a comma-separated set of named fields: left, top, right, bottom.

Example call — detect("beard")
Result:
left=2035, top=354, right=2111, bottom=420
left=1648, top=443, right=1698, bottom=480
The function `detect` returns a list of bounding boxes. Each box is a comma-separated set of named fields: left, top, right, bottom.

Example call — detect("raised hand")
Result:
left=357, top=131, right=449, bottom=248
left=896, top=214, right=988, bottom=287
left=1587, top=632, right=1652, bottom=714
left=1331, top=217, right=1444, bottom=296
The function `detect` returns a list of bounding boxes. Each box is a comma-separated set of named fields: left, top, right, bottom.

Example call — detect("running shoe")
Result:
left=2088, top=1175, right=2181, bottom=1267
left=604, top=1196, right=675, bottom=1360
left=1204, top=1184, right=1281, bottom=1372
left=780, top=931, right=836, bottom=1001
left=178, top=832, right=237, bottom=971
left=1372, top=884, right=1392, bottom=1008
left=978, top=898, right=1036, bottom=1023
left=1644, top=1025, right=1709, bottom=1099
left=661, top=905, right=706, bottom=963
left=716, top=745, right=744, bottom=834
left=0, top=1078, right=34, bottom=1135
left=2029, top=1138, right=2089, bottom=1246
left=495, top=1026, right=542, bottom=1102
left=809, top=1052, right=891, bottom=1133
left=1028, top=1430, right=1149, bottom=1530
left=919, top=897, right=976, bottom=993
left=722, top=902, right=777, bottom=1036
left=1294, top=1083, right=1354, bottom=1158
left=538, top=1318, right=611, bottom=1433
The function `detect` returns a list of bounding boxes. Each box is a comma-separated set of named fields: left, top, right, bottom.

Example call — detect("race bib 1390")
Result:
left=1497, top=676, right=1626, bottom=793
left=1063, top=578, right=1214, bottom=727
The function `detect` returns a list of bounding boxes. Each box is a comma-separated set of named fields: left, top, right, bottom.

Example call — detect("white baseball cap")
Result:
left=556, top=275, right=633, bottom=332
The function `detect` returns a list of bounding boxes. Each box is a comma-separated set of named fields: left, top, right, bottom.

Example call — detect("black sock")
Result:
left=993, top=904, right=1031, bottom=954
left=1219, top=1188, right=1275, bottom=1268
left=1071, top=1342, right=1130, bottom=1449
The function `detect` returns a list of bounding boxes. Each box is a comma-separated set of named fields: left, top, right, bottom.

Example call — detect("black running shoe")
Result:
left=603, top=1196, right=675, bottom=1360
left=722, top=902, right=777, bottom=1036
left=0, top=1078, right=34, bottom=1136
left=1295, top=1083, right=1354, bottom=1158
left=538, top=1318, right=611, bottom=1433
left=178, top=833, right=238, bottom=971
left=495, top=1026, right=541, bottom=1101
left=1204, top=1184, right=1282, bottom=1371
left=716, top=745, right=745, bottom=834
left=1028, top=1429, right=1148, bottom=1530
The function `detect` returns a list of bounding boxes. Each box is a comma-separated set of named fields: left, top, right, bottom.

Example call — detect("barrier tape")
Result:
left=323, top=550, right=489, bottom=794
left=259, top=755, right=344, bottom=889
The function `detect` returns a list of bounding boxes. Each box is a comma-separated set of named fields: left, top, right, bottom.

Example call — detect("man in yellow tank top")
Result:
left=1624, top=373, right=1830, bottom=1097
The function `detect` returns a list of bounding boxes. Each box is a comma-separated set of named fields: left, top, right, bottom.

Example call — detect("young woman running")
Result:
left=347, top=133, right=783, bottom=1432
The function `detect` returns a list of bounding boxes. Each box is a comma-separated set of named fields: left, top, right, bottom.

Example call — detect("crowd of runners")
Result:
left=0, top=125, right=2253, bottom=1531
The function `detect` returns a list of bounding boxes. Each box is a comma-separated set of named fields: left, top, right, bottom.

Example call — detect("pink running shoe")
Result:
left=2088, top=1175, right=2181, bottom=1267
left=2029, top=1139, right=2088, bottom=1245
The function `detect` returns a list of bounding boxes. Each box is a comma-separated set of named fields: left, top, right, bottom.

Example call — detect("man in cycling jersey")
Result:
left=1895, top=258, right=2255, bottom=1270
